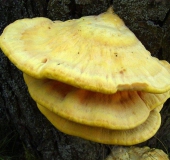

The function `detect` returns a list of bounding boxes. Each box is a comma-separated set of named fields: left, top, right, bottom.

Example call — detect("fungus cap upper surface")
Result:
left=105, top=146, right=169, bottom=160
left=1, top=9, right=170, bottom=93
left=37, top=103, right=161, bottom=145
left=24, top=73, right=169, bottom=130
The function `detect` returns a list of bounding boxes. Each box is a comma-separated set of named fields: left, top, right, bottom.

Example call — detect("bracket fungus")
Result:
left=1, top=8, right=170, bottom=94
left=37, top=103, right=161, bottom=145
left=24, top=74, right=169, bottom=130
left=105, top=146, right=169, bottom=160
left=1, top=7, right=170, bottom=145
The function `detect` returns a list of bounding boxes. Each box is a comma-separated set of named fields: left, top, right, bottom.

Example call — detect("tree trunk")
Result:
left=0, top=0, right=170, bottom=159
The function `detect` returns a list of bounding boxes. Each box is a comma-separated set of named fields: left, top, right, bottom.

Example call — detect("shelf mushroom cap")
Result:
left=36, top=103, right=161, bottom=145
left=105, top=146, right=169, bottom=160
left=1, top=9, right=170, bottom=93
left=24, top=73, right=169, bottom=130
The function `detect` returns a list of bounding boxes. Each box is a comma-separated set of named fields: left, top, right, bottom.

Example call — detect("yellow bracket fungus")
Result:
left=37, top=103, right=161, bottom=145
left=1, top=7, right=170, bottom=145
left=1, top=8, right=170, bottom=93
left=24, top=73, right=169, bottom=130
left=105, top=146, right=169, bottom=160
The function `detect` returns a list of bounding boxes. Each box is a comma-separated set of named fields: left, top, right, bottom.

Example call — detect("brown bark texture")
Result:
left=0, top=0, right=170, bottom=159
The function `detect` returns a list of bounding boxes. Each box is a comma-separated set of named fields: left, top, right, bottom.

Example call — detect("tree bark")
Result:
left=0, top=0, right=170, bottom=159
